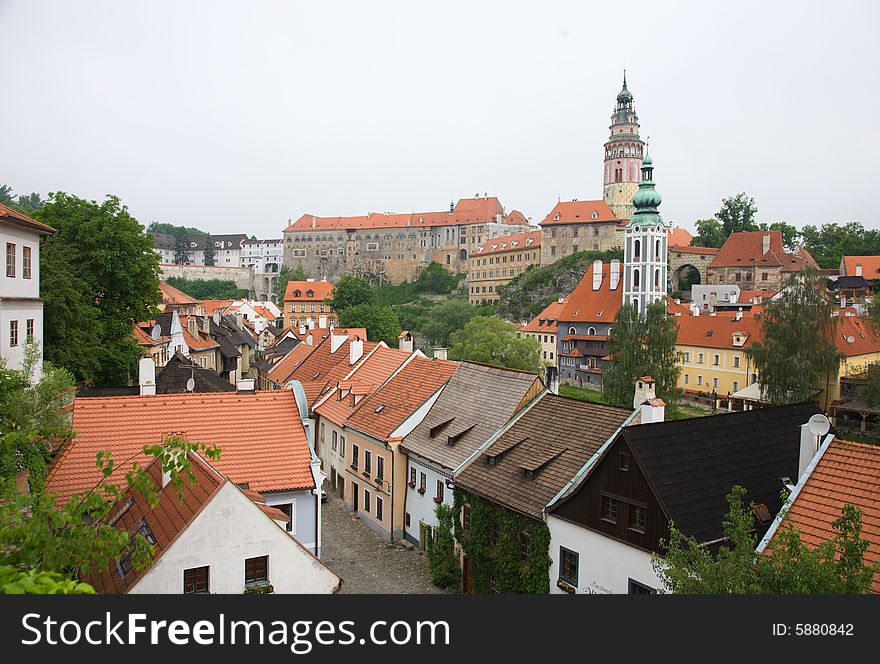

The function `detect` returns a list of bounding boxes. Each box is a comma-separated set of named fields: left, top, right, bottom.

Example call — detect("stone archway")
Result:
left=671, top=263, right=701, bottom=293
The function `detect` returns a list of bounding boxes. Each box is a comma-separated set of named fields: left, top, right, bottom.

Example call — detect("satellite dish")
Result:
left=847, top=336, right=855, bottom=344
left=807, top=414, right=831, bottom=437
left=151, top=324, right=161, bottom=341
left=185, top=377, right=195, bottom=392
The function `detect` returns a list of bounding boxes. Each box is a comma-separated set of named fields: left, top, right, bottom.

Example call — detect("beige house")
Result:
left=518, top=296, right=567, bottom=366
left=468, top=229, right=541, bottom=304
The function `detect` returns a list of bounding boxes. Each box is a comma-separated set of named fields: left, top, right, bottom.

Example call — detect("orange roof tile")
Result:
left=201, top=300, right=233, bottom=315
left=520, top=297, right=569, bottom=334
left=47, top=391, right=315, bottom=506
left=474, top=229, right=541, bottom=256
left=159, top=281, right=201, bottom=306
left=539, top=200, right=617, bottom=226
left=506, top=210, right=530, bottom=226
left=558, top=262, right=623, bottom=324
left=345, top=356, right=458, bottom=440
left=833, top=316, right=880, bottom=357
left=668, top=227, right=694, bottom=246
left=284, top=280, right=334, bottom=302
left=0, top=202, right=55, bottom=234
left=670, top=245, right=719, bottom=256
left=674, top=314, right=761, bottom=350
left=771, top=438, right=880, bottom=592
left=709, top=231, right=818, bottom=271
left=842, top=256, right=880, bottom=278
left=266, top=343, right=316, bottom=384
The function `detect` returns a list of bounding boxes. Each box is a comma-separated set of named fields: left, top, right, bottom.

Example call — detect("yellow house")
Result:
left=283, top=279, right=336, bottom=329
left=518, top=296, right=567, bottom=366
left=469, top=229, right=541, bottom=305
left=825, top=312, right=880, bottom=405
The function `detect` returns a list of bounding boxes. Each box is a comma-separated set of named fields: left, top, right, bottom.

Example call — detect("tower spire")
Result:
left=603, top=74, right=644, bottom=223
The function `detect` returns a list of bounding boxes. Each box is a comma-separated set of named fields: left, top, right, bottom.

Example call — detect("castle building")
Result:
left=622, top=149, right=669, bottom=314
left=602, top=73, right=645, bottom=223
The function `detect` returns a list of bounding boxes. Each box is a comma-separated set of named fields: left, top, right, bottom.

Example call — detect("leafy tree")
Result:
left=146, top=222, right=206, bottom=236
left=759, top=221, right=800, bottom=251
left=747, top=269, right=840, bottom=405
left=448, top=315, right=540, bottom=372
left=414, top=262, right=461, bottom=294
left=337, top=303, right=401, bottom=346
left=274, top=265, right=308, bottom=303
left=0, top=185, right=45, bottom=215
left=800, top=222, right=880, bottom=269
left=165, top=276, right=247, bottom=300
left=419, top=299, right=476, bottom=347
left=0, top=566, right=95, bottom=594
left=692, top=218, right=727, bottom=249
left=203, top=233, right=215, bottom=266
left=603, top=301, right=681, bottom=407
left=331, top=275, right=374, bottom=311
left=173, top=228, right=191, bottom=265
left=716, top=192, right=759, bottom=237
left=654, top=485, right=878, bottom=594
left=36, top=193, right=161, bottom=386
left=0, top=185, right=14, bottom=206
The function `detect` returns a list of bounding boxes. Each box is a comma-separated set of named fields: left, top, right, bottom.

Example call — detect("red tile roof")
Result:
left=558, top=262, right=623, bottom=324
left=474, top=229, right=541, bottom=256
left=520, top=297, right=568, bottom=334
left=201, top=300, right=233, bottom=316
left=506, top=210, right=530, bottom=226
left=668, top=227, right=694, bottom=246
left=770, top=438, right=880, bottom=592
left=284, top=280, right=334, bottom=302
left=0, top=202, right=55, bottom=234
left=709, top=231, right=818, bottom=271
left=266, top=343, right=317, bottom=384
left=674, top=314, right=761, bottom=350
left=670, top=245, right=719, bottom=256
left=159, top=281, right=201, bottom=306
left=841, top=256, right=880, bottom=278
left=539, top=200, right=617, bottom=226
left=833, top=315, right=880, bottom=357
left=47, top=390, right=316, bottom=506
left=345, top=356, right=458, bottom=440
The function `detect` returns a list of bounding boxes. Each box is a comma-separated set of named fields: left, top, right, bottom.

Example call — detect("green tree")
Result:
left=173, top=228, right=191, bottom=264
left=747, top=269, right=840, bottom=405
left=654, top=485, right=878, bottom=594
left=0, top=566, right=95, bottom=594
left=146, top=222, right=206, bottom=236
left=419, top=299, right=476, bottom=347
left=274, top=265, right=308, bottom=304
left=800, top=222, right=880, bottom=269
left=203, top=233, right=215, bottom=266
left=603, top=301, right=681, bottom=407
left=165, top=276, right=247, bottom=300
left=36, top=193, right=161, bottom=386
left=414, top=262, right=461, bottom=294
left=759, top=222, right=800, bottom=251
left=0, top=185, right=45, bottom=215
left=337, top=303, right=401, bottom=346
left=448, top=315, right=540, bottom=372
left=716, top=192, right=759, bottom=237
left=692, top=218, right=727, bottom=248
left=331, top=275, right=374, bottom=311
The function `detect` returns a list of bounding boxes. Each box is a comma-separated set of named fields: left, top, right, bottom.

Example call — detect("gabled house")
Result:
left=518, top=296, right=567, bottom=366
left=47, top=389, right=325, bottom=555
left=283, top=279, right=336, bottom=330
left=707, top=230, right=818, bottom=290
left=400, top=362, right=543, bottom=548
left=453, top=393, right=635, bottom=593
left=207, top=311, right=256, bottom=385
left=84, top=452, right=341, bottom=594
left=159, top=281, right=204, bottom=316
left=545, top=402, right=826, bottom=594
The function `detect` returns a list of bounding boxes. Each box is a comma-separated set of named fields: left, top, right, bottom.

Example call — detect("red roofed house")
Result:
left=707, top=230, right=819, bottom=290
left=468, top=229, right=541, bottom=304
left=47, top=389, right=326, bottom=556
left=840, top=256, right=880, bottom=282
left=158, top=281, right=204, bottom=316
left=282, top=195, right=529, bottom=284
left=539, top=200, right=620, bottom=265
left=518, top=296, right=568, bottom=366
left=85, top=452, right=341, bottom=594
left=556, top=260, right=624, bottom=388
left=283, top=279, right=336, bottom=330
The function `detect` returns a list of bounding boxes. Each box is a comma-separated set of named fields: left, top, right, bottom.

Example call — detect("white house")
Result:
left=0, top=203, right=54, bottom=377
left=86, top=453, right=341, bottom=594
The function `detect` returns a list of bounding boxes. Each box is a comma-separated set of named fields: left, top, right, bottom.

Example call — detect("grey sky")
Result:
left=2, top=0, right=878, bottom=238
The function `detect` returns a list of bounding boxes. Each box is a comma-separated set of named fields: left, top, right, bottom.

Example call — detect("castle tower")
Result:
left=622, top=148, right=669, bottom=315
left=603, top=72, right=645, bottom=223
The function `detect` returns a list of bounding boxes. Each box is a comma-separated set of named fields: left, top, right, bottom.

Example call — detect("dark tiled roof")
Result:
left=402, top=363, right=541, bottom=470
left=618, top=402, right=824, bottom=544
left=829, top=275, right=872, bottom=290
left=455, top=394, right=633, bottom=520
left=157, top=352, right=236, bottom=393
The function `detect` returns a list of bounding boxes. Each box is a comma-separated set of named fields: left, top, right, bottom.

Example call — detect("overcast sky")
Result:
left=2, top=0, right=878, bottom=237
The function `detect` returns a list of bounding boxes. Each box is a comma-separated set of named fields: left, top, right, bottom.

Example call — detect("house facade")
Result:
left=283, top=279, right=336, bottom=330
left=467, top=229, right=541, bottom=304
left=539, top=200, right=621, bottom=265
left=518, top=296, right=567, bottom=366
left=707, top=230, right=818, bottom=289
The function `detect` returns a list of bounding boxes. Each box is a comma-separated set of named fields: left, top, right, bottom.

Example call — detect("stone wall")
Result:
left=540, top=222, right=622, bottom=265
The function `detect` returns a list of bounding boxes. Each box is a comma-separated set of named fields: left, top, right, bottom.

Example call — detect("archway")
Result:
left=671, top=263, right=701, bottom=293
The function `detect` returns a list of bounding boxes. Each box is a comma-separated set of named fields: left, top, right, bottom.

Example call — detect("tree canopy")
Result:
left=336, top=303, right=401, bottom=346
left=716, top=192, right=759, bottom=236
left=746, top=269, right=840, bottom=405
left=448, top=315, right=540, bottom=372
left=419, top=299, right=476, bottom=347
left=35, top=193, right=161, bottom=386
left=800, top=222, right=880, bottom=269
left=331, top=275, right=374, bottom=311
left=145, top=221, right=206, bottom=236
left=692, top=218, right=726, bottom=249
left=165, top=276, right=247, bottom=300
left=274, top=265, right=308, bottom=303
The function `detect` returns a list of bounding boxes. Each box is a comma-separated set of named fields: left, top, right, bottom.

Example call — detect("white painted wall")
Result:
left=130, top=482, right=340, bottom=594
left=403, top=455, right=452, bottom=545
left=1, top=224, right=45, bottom=374
left=547, top=515, right=663, bottom=594
left=265, top=489, right=317, bottom=554
left=1, top=225, right=41, bottom=298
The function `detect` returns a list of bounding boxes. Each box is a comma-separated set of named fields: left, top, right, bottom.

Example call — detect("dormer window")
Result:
left=591, top=210, right=598, bottom=220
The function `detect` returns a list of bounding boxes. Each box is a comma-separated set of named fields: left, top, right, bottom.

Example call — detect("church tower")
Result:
left=622, top=148, right=669, bottom=315
left=603, top=72, right=644, bottom=223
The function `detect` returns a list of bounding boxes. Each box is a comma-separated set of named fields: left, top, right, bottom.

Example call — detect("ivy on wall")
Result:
left=426, top=503, right=461, bottom=591
left=453, top=488, right=551, bottom=594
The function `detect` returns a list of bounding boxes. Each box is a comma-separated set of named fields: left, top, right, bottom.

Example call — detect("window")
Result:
left=601, top=495, right=618, bottom=523
left=697, top=375, right=703, bottom=386
left=26, top=319, right=34, bottom=342
left=245, top=555, right=268, bottom=585
left=436, top=479, right=444, bottom=502
left=519, top=531, right=531, bottom=564
left=183, top=566, right=210, bottom=594
left=697, top=353, right=704, bottom=364
left=331, top=430, right=338, bottom=452
left=713, top=354, right=720, bottom=366
left=339, top=436, right=345, bottom=456
left=22, top=246, right=31, bottom=279
left=733, top=381, right=739, bottom=392
left=684, top=374, right=689, bottom=384
left=405, top=512, right=411, bottom=527
left=629, top=505, right=647, bottom=533
left=376, top=456, right=384, bottom=481
left=559, top=547, right=579, bottom=586
left=409, top=467, right=416, bottom=487
left=713, top=377, right=718, bottom=389
left=6, top=243, right=15, bottom=277
left=462, top=504, right=471, bottom=531
left=619, top=452, right=630, bottom=471
left=351, top=444, right=359, bottom=468
left=9, top=320, right=18, bottom=347
left=320, top=422, right=325, bottom=443
left=628, top=579, right=655, bottom=594
left=733, top=355, right=740, bottom=368
left=364, top=450, right=372, bottom=475
left=276, top=503, right=294, bottom=532
left=376, top=496, right=384, bottom=521
left=419, top=472, right=426, bottom=493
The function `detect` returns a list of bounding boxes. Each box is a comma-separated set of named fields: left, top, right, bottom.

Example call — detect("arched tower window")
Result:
left=654, top=268, right=660, bottom=289
left=587, top=327, right=596, bottom=336
left=568, top=327, right=576, bottom=335
left=656, top=239, right=661, bottom=258
left=634, top=239, right=641, bottom=260
left=633, top=268, right=641, bottom=290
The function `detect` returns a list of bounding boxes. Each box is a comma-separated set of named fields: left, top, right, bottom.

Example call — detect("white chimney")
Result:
left=350, top=337, right=364, bottom=365
left=307, top=318, right=315, bottom=330
left=138, top=357, right=156, bottom=396
left=318, top=315, right=327, bottom=328
left=305, top=334, right=313, bottom=346
left=544, top=365, right=559, bottom=395
left=299, top=324, right=306, bottom=335
left=690, top=304, right=701, bottom=316
left=434, top=347, right=448, bottom=360
left=841, top=295, right=847, bottom=309
left=634, top=376, right=664, bottom=423
left=762, top=233, right=771, bottom=255
left=735, top=309, right=743, bottom=321
left=236, top=378, right=255, bottom=392
left=633, top=376, right=656, bottom=409
left=212, top=309, right=222, bottom=325
left=855, top=263, right=863, bottom=277
left=330, top=332, right=347, bottom=353
left=592, top=260, right=603, bottom=291
left=399, top=331, right=414, bottom=354
left=798, top=423, right=819, bottom=480
left=609, top=259, right=621, bottom=290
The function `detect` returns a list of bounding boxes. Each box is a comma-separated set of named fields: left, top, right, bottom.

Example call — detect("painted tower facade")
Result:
left=603, top=73, right=645, bottom=223
left=622, top=150, right=669, bottom=315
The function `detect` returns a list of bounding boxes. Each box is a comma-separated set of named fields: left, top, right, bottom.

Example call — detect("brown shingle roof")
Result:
left=401, top=363, right=542, bottom=470
left=454, top=393, right=633, bottom=519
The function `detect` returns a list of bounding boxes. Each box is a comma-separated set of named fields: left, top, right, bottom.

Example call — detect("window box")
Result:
left=374, top=477, right=382, bottom=485
left=417, top=487, right=426, bottom=495
left=433, top=496, right=442, bottom=504
left=556, top=578, right=576, bottom=594
left=408, top=481, right=416, bottom=489
left=362, top=471, right=370, bottom=478
left=244, top=582, right=274, bottom=595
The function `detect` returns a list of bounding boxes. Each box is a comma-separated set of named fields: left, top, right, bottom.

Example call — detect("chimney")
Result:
left=187, top=317, right=197, bottom=336
left=544, top=365, right=559, bottom=395
left=762, top=233, right=771, bottom=255
left=236, top=378, right=256, bottom=392
left=330, top=332, right=347, bottom=353
left=434, top=347, right=448, bottom=360
left=735, top=308, right=743, bottom=321
left=798, top=424, right=819, bottom=480
left=350, top=337, right=364, bottom=365
left=305, top=334, right=313, bottom=346
left=634, top=376, right=665, bottom=423
left=299, top=324, right=306, bottom=335
left=609, top=259, right=621, bottom=290
left=841, top=295, right=847, bottom=309
left=399, top=331, right=414, bottom=354
left=212, top=309, right=222, bottom=325
left=855, top=263, right=863, bottom=277
left=139, top=357, right=156, bottom=396
left=318, top=315, right=327, bottom=328
left=592, top=260, right=603, bottom=290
